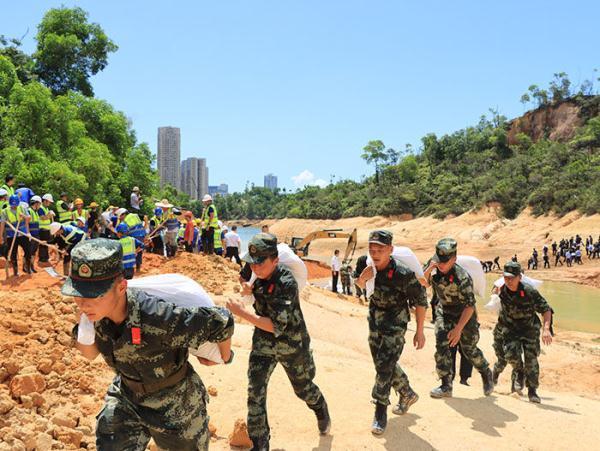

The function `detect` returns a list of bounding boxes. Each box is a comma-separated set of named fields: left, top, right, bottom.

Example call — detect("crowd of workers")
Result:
left=0, top=174, right=243, bottom=279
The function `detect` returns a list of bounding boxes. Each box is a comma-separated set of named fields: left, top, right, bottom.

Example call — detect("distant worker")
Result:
left=72, top=198, right=89, bottom=227
left=37, top=194, right=55, bottom=264
left=493, top=256, right=501, bottom=270
left=49, top=221, right=86, bottom=275
left=1, top=174, right=16, bottom=197
left=200, top=194, right=218, bottom=255
left=261, top=225, right=269, bottom=233
left=28, top=196, right=43, bottom=273
left=57, top=192, right=73, bottom=224
left=214, top=223, right=225, bottom=256
left=224, top=225, right=242, bottom=266
left=353, top=255, right=368, bottom=303
left=119, top=208, right=147, bottom=271
left=0, top=195, right=31, bottom=276
left=148, top=207, right=165, bottom=255
left=15, top=182, right=35, bottom=205
left=423, top=238, right=494, bottom=399
left=130, top=186, right=144, bottom=218
left=156, top=199, right=179, bottom=257
left=88, top=202, right=100, bottom=238
left=340, top=262, right=353, bottom=295
left=115, top=223, right=144, bottom=279
left=330, top=249, right=341, bottom=293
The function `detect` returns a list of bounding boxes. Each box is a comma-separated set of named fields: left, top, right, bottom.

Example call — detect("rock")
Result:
left=9, top=373, right=46, bottom=398
left=4, top=359, right=21, bottom=375
left=51, top=407, right=79, bottom=428
left=37, top=304, right=55, bottom=318
left=0, top=368, right=8, bottom=383
left=0, top=393, right=15, bottom=414
left=208, top=385, right=218, bottom=396
left=31, top=392, right=45, bottom=407
left=229, top=418, right=253, bottom=448
left=37, top=359, right=53, bottom=375
left=9, top=320, right=29, bottom=334
left=54, top=427, right=83, bottom=448
left=57, top=333, right=72, bottom=346
left=35, top=433, right=54, bottom=451
left=209, top=421, right=217, bottom=437
left=20, top=395, right=33, bottom=409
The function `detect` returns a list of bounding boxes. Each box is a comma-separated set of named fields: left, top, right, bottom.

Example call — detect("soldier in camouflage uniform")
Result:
left=226, top=233, right=330, bottom=451
left=496, top=261, right=553, bottom=403
left=423, top=238, right=494, bottom=398
left=65, top=239, right=235, bottom=450
left=355, top=230, right=428, bottom=435
left=340, top=263, right=353, bottom=295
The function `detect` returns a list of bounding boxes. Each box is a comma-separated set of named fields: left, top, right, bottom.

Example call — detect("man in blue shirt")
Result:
left=15, top=183, right=35, bottom=205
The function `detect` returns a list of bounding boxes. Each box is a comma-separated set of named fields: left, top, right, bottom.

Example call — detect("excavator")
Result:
left=289, top=228, right=358, bottom=264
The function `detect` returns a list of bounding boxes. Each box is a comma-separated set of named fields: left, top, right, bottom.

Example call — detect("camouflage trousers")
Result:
left=247, top=349, right=325, bottom=443
left=368, top=318, right=410, bottom=405
left=435, top=313, right=489, bottom=379
left=492, top=323, right=522, bottom=385
left=503, top=327, right=541, bottom=389
left=96, top=373, right=209, bottom=451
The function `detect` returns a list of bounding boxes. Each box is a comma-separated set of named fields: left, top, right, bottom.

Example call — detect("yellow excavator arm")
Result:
left=290, top=228, right=357, bottom=263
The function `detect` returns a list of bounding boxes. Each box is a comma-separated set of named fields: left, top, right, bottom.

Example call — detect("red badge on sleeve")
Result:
left=520, top=290, right=525, bottom=298
left=449, top=275, right=454, bottom=283
left=131, top=327, right=142, bottom=345
left=387, top=269, right=394, bottom=279
left=268, top=284, right=275, bottom=294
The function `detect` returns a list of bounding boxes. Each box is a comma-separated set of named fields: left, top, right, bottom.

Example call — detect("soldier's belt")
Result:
left=120, top=362, right=189, bottom=395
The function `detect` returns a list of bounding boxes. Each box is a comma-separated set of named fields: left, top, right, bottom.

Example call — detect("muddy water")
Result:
left=482, top=274, right=600, bottom=334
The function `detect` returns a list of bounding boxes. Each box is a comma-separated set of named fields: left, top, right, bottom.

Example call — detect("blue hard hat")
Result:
left=9, top=195, right=19, bottom=207
left=154, top=207, right=163, bottom=216
left=116, top=223, right=129, bottom=234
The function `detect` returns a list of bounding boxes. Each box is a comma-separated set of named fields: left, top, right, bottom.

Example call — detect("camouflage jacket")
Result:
left=340, top=265, right=352, bottom=283
left=498, top=282, right=551, bottom=332
left=251, top=265, right=311, bottom=357
left=94, top=288, right=234, bottom=391
left=369, top=257, right=427, bottom=322
left=428, top=263, right=476, bottom=318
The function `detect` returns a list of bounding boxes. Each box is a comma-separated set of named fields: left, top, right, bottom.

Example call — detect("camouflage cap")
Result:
left=61, top=238, right=124, bottom=298
left=242, top=233, right=278, bottom=264
left=503, top=261, right=522, bottom=277
left=432, top=238, right=457, bottom=263
left=368, top=230, right=393, bottom=246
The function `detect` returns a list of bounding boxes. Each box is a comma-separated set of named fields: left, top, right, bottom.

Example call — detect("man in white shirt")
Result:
left=331, top=249, right=341, bottom=293
left=224, top=225, right=242, bottom=266
left=130, top=187, right=143, bottom=217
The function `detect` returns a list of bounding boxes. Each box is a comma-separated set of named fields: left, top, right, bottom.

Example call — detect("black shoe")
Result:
left=459, top=378, right=470, bottom=386
left=512, top=371, right=524, bottom=395
left=393, top=387, right=419, bottom=415
left=430, top=376, right=453, bottom=399
left=314, top=399, right=331, bottom=435
left=371, top=403, right=387, bottom=435
left=528, top=387, right=541, bottom=403
left=250, top=436, right=269, bottom=451
left=481, top=368, right=494, bottom=396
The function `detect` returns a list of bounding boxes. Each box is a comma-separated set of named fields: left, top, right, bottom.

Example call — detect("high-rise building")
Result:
left=157, top=127, right=181, bottom=189
left=208, top=184, right=228, bottom=197
left=180, top=157, right=209, bottom=200
left=264, top=173, right=278, bottom=190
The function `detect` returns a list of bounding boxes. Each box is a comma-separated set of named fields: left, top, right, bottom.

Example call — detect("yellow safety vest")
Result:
left=214, top=228, right=222, bottom=249
left=57, top=201, right=72, bottom=223
left=202, top=203, right=219, bottom=229
left=72, top=208, right=88, bottom=221
left=38, top=206, right=52, bottom=230
left=120, top=236, right=136, bottom=268
left=1, top=184, right=14, bottom=197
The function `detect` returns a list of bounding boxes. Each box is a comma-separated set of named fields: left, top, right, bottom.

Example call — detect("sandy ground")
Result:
left=262, top=205, right=600, bottom=289
left=1, top=247, right=599, bottom=450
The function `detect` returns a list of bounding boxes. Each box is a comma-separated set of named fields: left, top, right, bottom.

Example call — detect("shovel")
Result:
left=5, top=219, right=21, bottom=278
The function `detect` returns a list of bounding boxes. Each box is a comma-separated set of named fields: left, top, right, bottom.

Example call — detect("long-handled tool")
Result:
left=5, top=221, right=67, bottom=256
left=5, top=219, right=21, bottom=278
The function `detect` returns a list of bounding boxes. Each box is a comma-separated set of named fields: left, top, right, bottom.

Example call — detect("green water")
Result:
left=481, top=274, right=600, bottom=334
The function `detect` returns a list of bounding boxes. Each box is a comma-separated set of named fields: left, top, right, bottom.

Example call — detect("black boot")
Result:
left=492, top=367, right=500, bottom=386
left=250, top=436, right=269, bottom=451
left=481, top=368, right=494, bottom=396
left=430, top=376, right=453, bottom=398
left=528, top=387, right=541, bottom=403
left=371, top=403, right=387, bottom=435
left=312, top=399, right=331, bottom=435
left=512, top=370, right=524, bottom=395
left=393, top=386, right=419, bottom=415
left=12, top=262, right=19, bottom=277
left=29, top=260, right=37, bottom=273
left=459, top=377, right=470, bottom=386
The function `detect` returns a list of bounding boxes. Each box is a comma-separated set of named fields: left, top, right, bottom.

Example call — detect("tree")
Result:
left=33, top=7, right=117, bottom=96
left=548, top=72, right=571, bottom=103
left=0, top=36, right=36, bottom=84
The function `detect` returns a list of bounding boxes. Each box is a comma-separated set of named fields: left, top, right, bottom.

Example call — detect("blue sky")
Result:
left=2, top=1, right=598, bottom=192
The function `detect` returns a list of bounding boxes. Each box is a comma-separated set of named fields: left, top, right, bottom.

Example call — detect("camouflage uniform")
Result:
left=65, top=239, right=234, bottom=451
left=368, top=256, right=428, bottom=405
left=244, top=235, right=327, bottom=446
left=340, top=264, right=353, bottom=295
left=492, top=321, right=522, bottom=386
left=498, top=281, right=550, bottom=389
left=429, top=262, right=490, bottom=378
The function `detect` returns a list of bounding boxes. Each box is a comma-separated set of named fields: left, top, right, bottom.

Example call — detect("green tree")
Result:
left=34, top=7, right=118, bottom=96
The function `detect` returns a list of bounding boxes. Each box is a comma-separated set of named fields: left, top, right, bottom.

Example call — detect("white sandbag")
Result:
left=242, top=243, right=308, bottom=305
left=493, top=275, right=543, bottom=289
left=456, top=255, right=486, bottom=299
left=128, top=274, right=223, bottom=363
left=484, top=293, right=501, bottom=313
left=365, top=246, right=423, bottom=298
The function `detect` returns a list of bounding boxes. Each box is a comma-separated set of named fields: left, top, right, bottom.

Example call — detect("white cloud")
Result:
left=291, top=170, right=328, bottom=188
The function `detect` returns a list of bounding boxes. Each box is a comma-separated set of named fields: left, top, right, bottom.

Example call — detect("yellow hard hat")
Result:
left=74, top=198, right=84, bottom=206
left=89, top=201, right=98, bottom=208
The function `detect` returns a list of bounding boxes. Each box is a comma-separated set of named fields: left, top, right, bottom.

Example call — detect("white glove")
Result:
left=77, top=313, right=96, bottom=345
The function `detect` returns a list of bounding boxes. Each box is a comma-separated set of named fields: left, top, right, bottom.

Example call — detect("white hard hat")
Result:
left=31, top=195, right=42, bottom=203
left=202, top=194, right=212, bottom=202
left=222, top=225, right=229, bottom=231
left=49, top=222, right=62, bottom=235
left=0, top=188, right=7, bottom=197
left=115, top=208, right=128, bottom=216
left=42, top=193, right=54, bottom=203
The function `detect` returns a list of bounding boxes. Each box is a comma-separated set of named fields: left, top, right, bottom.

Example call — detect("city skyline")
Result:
left=157, top=126, right=180, bottom=190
